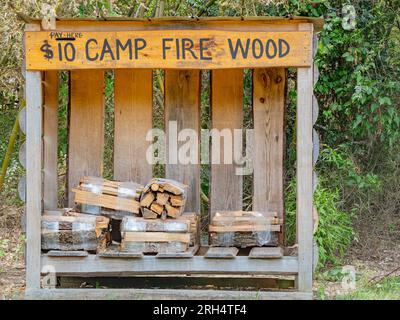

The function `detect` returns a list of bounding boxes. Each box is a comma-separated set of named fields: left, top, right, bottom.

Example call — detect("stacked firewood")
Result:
left=72, top=176, right=143, bottom=214
left=139, top=178, right=187, bottom=219
left=209, top=211, right=281, bottom=248
left=120, top=212, right=197, bottom=253
left=41, top=209, right=110, bottom=252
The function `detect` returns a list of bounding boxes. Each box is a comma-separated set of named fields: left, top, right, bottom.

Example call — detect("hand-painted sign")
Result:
left=25, top=30, right=312, bottom=70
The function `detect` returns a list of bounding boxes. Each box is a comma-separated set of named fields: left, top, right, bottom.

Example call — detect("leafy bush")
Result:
left=285, top=179, right=354, bottom=267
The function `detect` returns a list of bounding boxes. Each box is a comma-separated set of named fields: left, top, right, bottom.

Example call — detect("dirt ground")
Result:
left=0, top=204, right=398, bottom=300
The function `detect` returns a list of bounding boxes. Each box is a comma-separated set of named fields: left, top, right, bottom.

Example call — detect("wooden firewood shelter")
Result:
left=22, top=16, right=323, bottom=299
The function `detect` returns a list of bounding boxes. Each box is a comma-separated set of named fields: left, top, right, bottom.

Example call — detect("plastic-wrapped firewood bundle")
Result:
left=41, top=210, right=110, bottom=252
left=139, top=178, right=188, bottom=219
left=72, top=176, right=143, bottom=216
left=209, top=211, right=281, bottom=248
left=120, top=212, right=197, bottom=253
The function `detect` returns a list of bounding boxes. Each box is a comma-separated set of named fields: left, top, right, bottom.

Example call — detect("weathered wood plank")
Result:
left=205, top=247, right=239, bottom=259
left=249, top=247, right=283, bottom=259
left=25, top=288, right=312, bottom=300
left=25, top=71, right=43, bottom=290
left=46, top=250, right=88, bottom=257
left=25, top=30, right=312, bottom=70
left=43, top=71, right=59, bottom=210
left=296, top=26, right=314, bottom=293
left=252, top=68, right=285, bottom=241
left=41, top=255, right=299, bottom=275
left=114, top=69, right=152, bottom=185
left=156, top=245, right=199, bottom=259
left=67, top=70, right=104, bottom=206
left=165, top=70, right=200, bottom=213
left=210, top=69, right=243, bottom=217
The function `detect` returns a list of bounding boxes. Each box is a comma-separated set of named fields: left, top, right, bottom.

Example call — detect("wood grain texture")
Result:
left=41, top=254, right=299, bottom=275
left=114, top=69, right=152, bottom=184
left=296, top=64, right=314, bottom=292
left=67, top=70, right=104, bottom=206
left=25, top=71, right=43, bottom=290
left=165, top=70, right=200, bottom=213
left=25, top=288, right=312, bottom=300
left=252, top=68, right=285, bottom=237
left=205, top=247, right=239, bottom=259
left=25, top=30, right=312, bottom=70
left=43, top=71, right=59, bottom=210
left=210, top=69, right=243, bottom=217
left=24, top=17, right=323, bottom=32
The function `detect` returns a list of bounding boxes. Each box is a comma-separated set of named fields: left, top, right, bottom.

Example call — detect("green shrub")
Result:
left=285, top=179, right=354, bottom=267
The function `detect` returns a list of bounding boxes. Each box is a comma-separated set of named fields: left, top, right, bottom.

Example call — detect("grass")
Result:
left=315, top=267, right=400, bottom=300
left=336, top=276, right=400, bottom=300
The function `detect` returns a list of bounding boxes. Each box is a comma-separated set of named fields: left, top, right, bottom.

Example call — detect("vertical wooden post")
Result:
left=43, top=71, right=59, bottom=210
left=297, top=24, right=314, bottom=293
left=25, top=71, right=43, bottom=290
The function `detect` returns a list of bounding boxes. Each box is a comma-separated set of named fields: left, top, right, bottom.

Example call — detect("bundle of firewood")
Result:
left=72, top=176, right=143, bottom=214
left=139, top=178, right=187, bottom=219
left=120, top=212, right=197, bottom=253
left=209, top=211, right=281, bottom=248
left=41, top=209, right=110, bottom=252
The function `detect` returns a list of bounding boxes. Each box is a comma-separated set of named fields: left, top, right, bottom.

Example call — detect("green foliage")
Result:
left=337, top=276, right=400, bottom=300
left=285, top=178, right=353, bottom=267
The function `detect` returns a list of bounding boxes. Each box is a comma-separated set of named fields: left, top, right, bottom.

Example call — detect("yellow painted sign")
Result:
left=25, top=30, right=312, bottom=70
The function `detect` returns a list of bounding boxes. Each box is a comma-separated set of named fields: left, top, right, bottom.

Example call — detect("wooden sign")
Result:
left=25, top=30, right=311, bottom=70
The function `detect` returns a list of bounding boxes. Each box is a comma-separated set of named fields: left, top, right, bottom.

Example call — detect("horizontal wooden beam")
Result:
left=25, top=30, right=312, bottom=70
left=41, top=255, right=298, bottom=276
left=25, top=288, right=312, bottom=300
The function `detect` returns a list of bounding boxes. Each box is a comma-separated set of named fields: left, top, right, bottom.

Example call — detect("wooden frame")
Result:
left=23, top=17, right=321, bottom=300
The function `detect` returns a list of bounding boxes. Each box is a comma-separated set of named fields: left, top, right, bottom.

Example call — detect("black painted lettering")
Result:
left=58, top=43, right=62, bottom=61
left=86, top=38, right=99, bottom=61
left=64, top=43, right=76, bottom=62
left=116, top=39, right=132, bottom=60
left=199, top=38, right=212, bottom=60
left=134, top=38, right=146, bottom=59
left=162, top=38, right=173, bottom=59
left=182, top=38, right=197, bottom=59
left=266, top=39, right=277, bottom=59
left=252, top=39, right=263, bottom=59
left=176, top=38, right=180, bottom=59
left=100, top=39, right=115, bottom=61
left=278, top=39, right=290, bottom=58
left=228, top=38, right=250, bottom=59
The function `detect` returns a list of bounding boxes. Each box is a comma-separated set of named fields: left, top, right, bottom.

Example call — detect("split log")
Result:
left=139, top=178, right=187, bottom=218
left=142, top=207, right=158, bottom=219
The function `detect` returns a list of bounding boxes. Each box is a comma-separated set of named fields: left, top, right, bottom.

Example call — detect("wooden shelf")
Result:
left=41, top=254, right=298, bottom=276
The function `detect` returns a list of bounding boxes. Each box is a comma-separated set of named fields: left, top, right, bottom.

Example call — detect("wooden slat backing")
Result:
left=252, top=68, right=285, bottom=242
left=210, top=69, right=243, bottom=217
left=67, top=70, right=105, bottom=206
left=165, top=70, right=200, bottom=213
left=114, top=69, right=153, bottom=184
left=43, top=71, right=59, bottom=210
